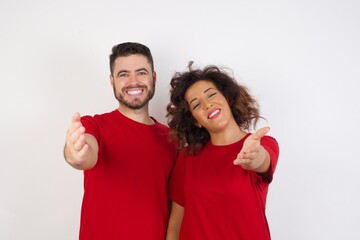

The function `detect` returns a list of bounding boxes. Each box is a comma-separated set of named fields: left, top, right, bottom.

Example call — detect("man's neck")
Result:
left=117, top=105, right=155, bottom=125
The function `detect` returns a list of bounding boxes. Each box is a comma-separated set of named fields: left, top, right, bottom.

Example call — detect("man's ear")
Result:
left=153, top=71, right=157, bottom=82
left=110, top=75, right=114, bottom=87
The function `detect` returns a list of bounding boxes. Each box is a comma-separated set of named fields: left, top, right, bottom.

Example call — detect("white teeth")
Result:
left=209, top=109, right=220, bottom=118
left=127, top=90, right=142, bottom=95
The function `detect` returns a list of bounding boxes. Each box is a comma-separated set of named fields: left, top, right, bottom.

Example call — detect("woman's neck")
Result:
left=210, top=121, right=247, bottom=146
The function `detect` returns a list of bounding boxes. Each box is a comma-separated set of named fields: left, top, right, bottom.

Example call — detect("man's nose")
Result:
left=128, top=74, right=139, bottom=83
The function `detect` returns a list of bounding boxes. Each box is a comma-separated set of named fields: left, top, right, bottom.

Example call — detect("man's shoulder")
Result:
left=153, top=119, right=170, bottom=131
left=82, top=110, right=117, bottom=119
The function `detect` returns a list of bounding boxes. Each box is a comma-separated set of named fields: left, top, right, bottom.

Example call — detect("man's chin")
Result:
left=116, top=92, right=153, bottom=110
left=120, top=100, right=148, bottom=110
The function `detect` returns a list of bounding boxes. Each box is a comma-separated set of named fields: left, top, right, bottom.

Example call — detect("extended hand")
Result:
left=64, top=112, right=90, bottom=165
left=233, top=127, right=270, bottom=170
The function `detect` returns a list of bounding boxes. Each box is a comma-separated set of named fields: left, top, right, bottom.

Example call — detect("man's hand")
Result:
left=64, top=113, right=98, bottom=170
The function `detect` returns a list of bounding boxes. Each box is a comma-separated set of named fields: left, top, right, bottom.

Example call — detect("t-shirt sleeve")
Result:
left=168, top=152, right=186, bottom=206
left=80, top=115, right=100, bottom=142
left=257, top=135, right=280, bottom=183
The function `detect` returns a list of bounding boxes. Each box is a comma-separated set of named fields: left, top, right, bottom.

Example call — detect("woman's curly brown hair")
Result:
left=167, top=65, right=260, bottom=154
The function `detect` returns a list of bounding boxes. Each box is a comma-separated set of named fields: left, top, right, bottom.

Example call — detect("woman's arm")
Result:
left=166, top=201, right=184, bottom=240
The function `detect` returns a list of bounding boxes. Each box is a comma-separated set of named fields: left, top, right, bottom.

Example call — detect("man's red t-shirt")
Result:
left=79, top=110, right=176, bottom=240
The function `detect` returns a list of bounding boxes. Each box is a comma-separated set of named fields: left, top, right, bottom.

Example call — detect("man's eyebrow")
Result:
left=135, top=68, right=149, bottom=73
left=116, top=70, right=128, bottom=77
left=116, top=68, right=149, bottom=77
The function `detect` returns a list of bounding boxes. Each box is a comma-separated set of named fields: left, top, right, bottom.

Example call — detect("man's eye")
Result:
left=119, top=73, right=128, bottom=77
left=138, top=71, right=146, bottom=75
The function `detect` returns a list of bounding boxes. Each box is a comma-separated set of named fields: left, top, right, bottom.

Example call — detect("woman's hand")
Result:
left=233, top=127, right=270, bottom=172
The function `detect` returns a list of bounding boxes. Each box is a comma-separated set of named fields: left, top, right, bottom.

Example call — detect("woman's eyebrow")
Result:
left=189, top=87, right=216, bottom=105
left=189, top=97, right=198, bottom=105
left=204, top=87, right=215, bottom=93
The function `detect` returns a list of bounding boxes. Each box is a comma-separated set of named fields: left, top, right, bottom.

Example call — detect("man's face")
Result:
left=110, top=54, right=156, bottom=110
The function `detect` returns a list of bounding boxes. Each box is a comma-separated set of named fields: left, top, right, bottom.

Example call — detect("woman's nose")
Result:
left=203, top=100, right=212, bottom=110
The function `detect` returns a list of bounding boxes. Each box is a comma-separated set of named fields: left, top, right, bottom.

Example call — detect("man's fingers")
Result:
left=71, top=112, right=81, bottom=123
left=77, top=143, right=89, bottom=158
left=67, top=122, right=81, bottom=138
left=252, top=127, right=270, bottom=140
left=69, top=126, right=85, bottom=144
left=73, top=133, right=86, bottom=151
left=67, top=113, right=84, bottom=139
left=68, top=112, right=82, bottom=134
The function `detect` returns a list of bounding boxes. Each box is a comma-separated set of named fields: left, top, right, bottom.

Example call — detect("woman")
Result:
left=166, top=65, right=279, bottom=240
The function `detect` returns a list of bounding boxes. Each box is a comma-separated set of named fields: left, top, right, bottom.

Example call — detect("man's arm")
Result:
left=63, top=112, right=98, bottom=170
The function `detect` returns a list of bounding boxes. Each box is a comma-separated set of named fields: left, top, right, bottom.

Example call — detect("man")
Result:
left=64, top=42, right=177, bottom=239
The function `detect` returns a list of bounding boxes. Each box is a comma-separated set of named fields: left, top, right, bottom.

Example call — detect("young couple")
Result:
left=64, top=42, right=279, bottom=240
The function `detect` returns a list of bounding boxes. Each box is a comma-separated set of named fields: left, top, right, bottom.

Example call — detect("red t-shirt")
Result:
left=79, top=110, right=177, bottom=240
left=169, top=134, right=279, bottom=240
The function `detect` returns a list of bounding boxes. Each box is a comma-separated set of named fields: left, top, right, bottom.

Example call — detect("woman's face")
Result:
left=185, top=80, right=233, bottom=133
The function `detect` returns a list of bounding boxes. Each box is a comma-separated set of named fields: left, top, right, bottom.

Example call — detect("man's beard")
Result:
left=113, top=82, right=155, bottom=110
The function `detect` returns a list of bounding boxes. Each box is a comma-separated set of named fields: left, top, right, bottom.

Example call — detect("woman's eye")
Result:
left=209, top=92, right=217, bottom=98
left=193, top=103, right=200, bottom=110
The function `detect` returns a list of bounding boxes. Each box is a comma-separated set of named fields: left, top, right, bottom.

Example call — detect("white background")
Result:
left=1, top=0, right=359, bottom=239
